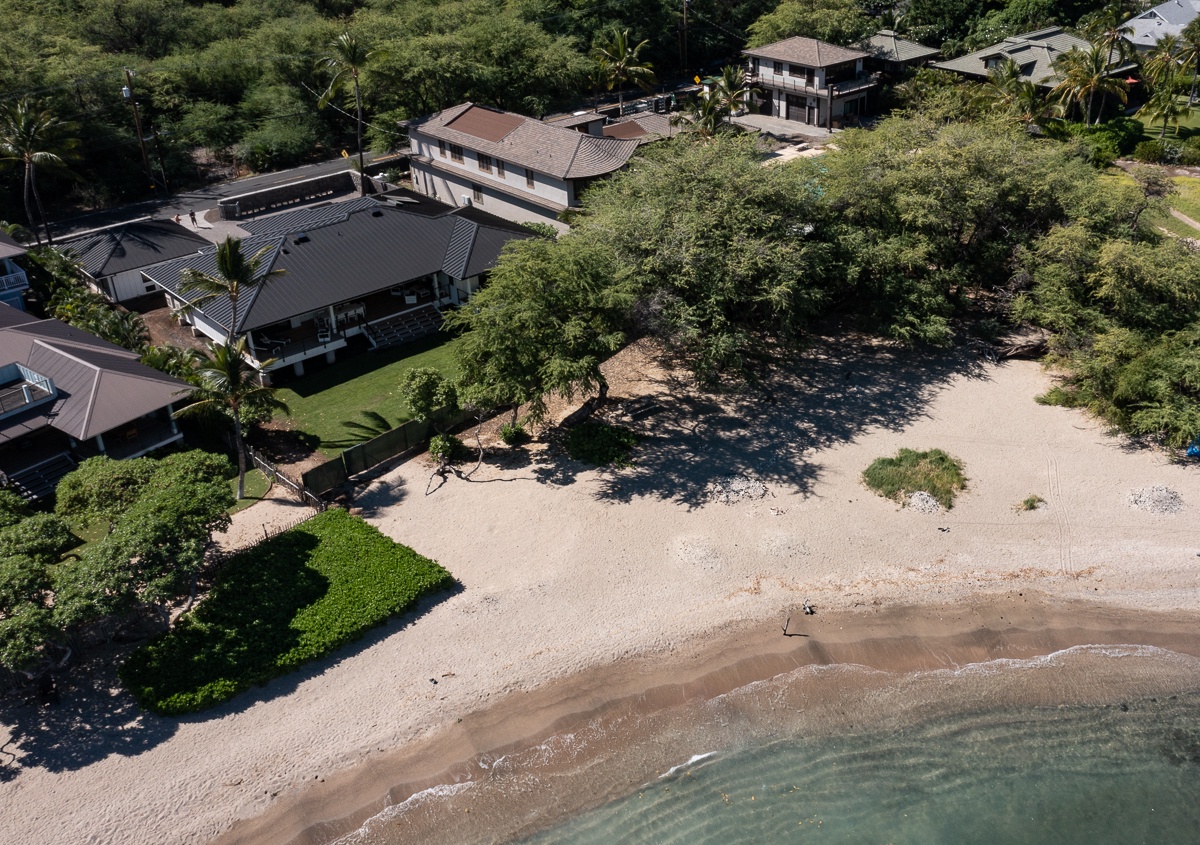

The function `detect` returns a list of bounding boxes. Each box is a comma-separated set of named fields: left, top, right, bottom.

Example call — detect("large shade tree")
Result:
left=317, top=32, right=387, bottom=196
left=0, top=98, right=75, bottom=246
left=179, top=237, right=286, bottom=346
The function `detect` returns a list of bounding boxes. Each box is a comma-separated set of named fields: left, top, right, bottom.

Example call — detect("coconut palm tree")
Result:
left=1080, top=2, right=1135, bottom=66
left=0, top=98, right=75, bottom=246
left=709, top=65, right=757, bottom=118
left=317, top=32, right=388, bottom=196
left=175, top=339, right=288, bottom=500
left=974, top=58, right=1025, bottom=114
left=1178, top=19, right=1200, bottom=105
left=591, top=29, right=656, bottom=113
left=1051, top=45, right=1127, bottom=127
left=1143, top=34, right=1183, bottom=90
left=179, top=237, right=286, bottom=346
left=1140, top=85, right=1193, bottom=138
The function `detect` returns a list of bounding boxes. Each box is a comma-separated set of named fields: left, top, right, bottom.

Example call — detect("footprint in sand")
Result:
left=673, top=536, right=724, bottom=571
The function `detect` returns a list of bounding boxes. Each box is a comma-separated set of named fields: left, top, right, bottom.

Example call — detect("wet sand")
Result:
left=215, top=593, right=1200, bottom=845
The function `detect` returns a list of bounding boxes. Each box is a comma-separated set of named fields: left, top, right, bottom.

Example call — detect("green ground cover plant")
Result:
left=1019, top=494, right=1046, bottom=511
left=274, top=336, right=459, bottom=457
left=566, top=422, right=638, bottom=467
left=119, top=508, right=454, bottom=715
left=862, top=449, right=967, bottom=509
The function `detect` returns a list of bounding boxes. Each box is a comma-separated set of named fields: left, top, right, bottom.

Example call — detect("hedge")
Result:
left=120, top=509, right=455, bottom=715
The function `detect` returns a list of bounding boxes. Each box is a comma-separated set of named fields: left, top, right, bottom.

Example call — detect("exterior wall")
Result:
left=409, top=128, right=572, bottom=208
left=411, top=161, right=568, bottom=232
left=109, top=268, right=157, bottom=302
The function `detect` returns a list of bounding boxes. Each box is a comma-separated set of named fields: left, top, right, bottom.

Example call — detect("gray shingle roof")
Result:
left=933, top=28, right=1128, bottom=87
left=239, top=197, right=382, bottom=237
left=144, top=199, right=537, bottom=335
left=59, top=219, right=209, bottom=279
left=0, top=304, right=189, bottom=443
left=410, top=103, right=641, bottom=179
left=0, top=231, right=27, bottom=261
left=1125, top=0, right=1200, bottom=50
left=860, top=30, right=940, bottom=64
left=744, top=36, right=868, bottom=68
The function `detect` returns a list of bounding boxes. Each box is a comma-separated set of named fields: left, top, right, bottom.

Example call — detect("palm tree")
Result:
left=0, top=98, right=75, bottom=246
left=179, top=237, right=285, bottom=346
left=591, top=29, right=656, bottom=113
left=671, top=92, right=727, bottom=138
left=709, top=65, right=757, bottom=118
left=175, top=339, right=288, bottom=500
left=1140, top=86, right=1192, bottom=138
left=1143, top=35, right=1182, bottom=90
left=1051, top=45, right=1127, bottom=127
left=975, top=58, right=1025, bottom=114
left=1080, top=2, right=1135, bottom=66
left=140, top=344, right=203, bottom=381
left=1178, top=19, right=1200, bottom=105
left=317, top=32, right=388, bottom=196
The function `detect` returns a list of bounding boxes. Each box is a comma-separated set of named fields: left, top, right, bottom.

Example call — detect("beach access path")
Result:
left=2, top=336, right=1198, bottom=845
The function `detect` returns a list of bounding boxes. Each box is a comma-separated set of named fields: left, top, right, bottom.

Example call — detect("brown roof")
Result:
left=744, top=36, right=868, bottom=68
left=603, top=112, right=674, bottom=143
left=0, top=304, right=188, bottom=443
left=410, top=103, right=641, bottom=180
left=446, top=107, right=525, bottom=142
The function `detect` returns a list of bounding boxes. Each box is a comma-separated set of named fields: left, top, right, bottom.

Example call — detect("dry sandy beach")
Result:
left=2, top=337, right=1199, bottom=845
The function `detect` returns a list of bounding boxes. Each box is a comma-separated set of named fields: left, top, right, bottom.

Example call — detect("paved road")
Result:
left=49, top=151, right=402, bottom=240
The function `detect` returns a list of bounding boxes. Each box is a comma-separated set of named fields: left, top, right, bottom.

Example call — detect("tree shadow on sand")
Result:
left=0, top=645, right=179, bottom=781
left=583, top=336, right=990, bottom=509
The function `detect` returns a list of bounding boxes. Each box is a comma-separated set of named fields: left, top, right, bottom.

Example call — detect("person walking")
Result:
left=189, top=210, right=197, bottom=227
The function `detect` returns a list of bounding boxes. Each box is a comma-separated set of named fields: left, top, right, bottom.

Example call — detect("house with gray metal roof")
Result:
left=0, top=303, right=188, bottom=499
left=744, top=36, right=879, bottom=129
left=1125, top=0, right=1200, bottom=52
left=933, top=27, right=1132, bottom=89
left=142, top=195, right=536, bottom=378
left=405, top=103, right=642, bottom=230
left=59, top=219, right=209, bottom=303
left=0, top=231, right=30, bottom=312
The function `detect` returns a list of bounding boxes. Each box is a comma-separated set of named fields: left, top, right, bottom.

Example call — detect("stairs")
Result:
left=365, top=305, right=442, bottom=351
left=9, top=453, right=76, bottom=502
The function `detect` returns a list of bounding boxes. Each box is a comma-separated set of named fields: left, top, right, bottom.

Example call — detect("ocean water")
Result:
left=522, top=691, right=1200, bottom=845
left=331, top=645, right=1200, bottom=845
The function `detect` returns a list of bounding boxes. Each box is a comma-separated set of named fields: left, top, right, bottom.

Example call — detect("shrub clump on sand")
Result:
left=862, top=448, right=967, bottom=510
left=1019, top=494, right=1046, bottom=511
left=565, top=421, right=638, bottom=467
left=120, top=509, right=455, bottom=715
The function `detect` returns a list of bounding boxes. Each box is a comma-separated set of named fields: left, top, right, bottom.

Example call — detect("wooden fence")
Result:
left=301, top=408, right=474, bottom=494
left=246, top=446, right=327, bottom=510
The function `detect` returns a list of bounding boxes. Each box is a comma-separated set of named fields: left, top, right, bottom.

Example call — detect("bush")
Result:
left=429, top=433, right=464, bottom=463
left=862, top=448, right=967, bottom=509
left=1179, top=137, right=1200, bottom=166
left=119, top=509, right=455, bottom=715
left=1132, top=140, right=1180, bottom=164
left=1019, top=494, right=1046, bottom=511
left=499, top=422, right=528, bottom=446
left=565, top=422, right=638, bottom=467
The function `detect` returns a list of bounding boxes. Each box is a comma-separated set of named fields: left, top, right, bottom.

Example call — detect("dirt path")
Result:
left=212, top=485, right=319, bottom=552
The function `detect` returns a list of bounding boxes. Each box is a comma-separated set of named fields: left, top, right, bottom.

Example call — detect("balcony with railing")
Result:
left=748, top=71, right=880, bottom=99
left=0, top=267, right=28, bottom=293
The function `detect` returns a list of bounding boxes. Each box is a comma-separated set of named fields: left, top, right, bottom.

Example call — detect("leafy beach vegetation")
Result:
left=566, top=422, right=639, bottom=467
left=863, top=449, right=968, bottom=510
left=120, top=508, right=454, bottom=715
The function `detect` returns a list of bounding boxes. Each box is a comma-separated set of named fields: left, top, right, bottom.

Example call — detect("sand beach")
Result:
left=2, top=336, right=1199, bottom=845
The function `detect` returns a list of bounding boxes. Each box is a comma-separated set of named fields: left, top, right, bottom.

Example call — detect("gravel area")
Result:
left=706, top=474, right=769, bottom=505
left=1128, top=486, right=1184, bottom=515
left=907, top=491, right=943, bottom=514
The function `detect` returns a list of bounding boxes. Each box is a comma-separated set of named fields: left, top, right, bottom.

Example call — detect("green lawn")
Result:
left=119, top=508, right=455, bottom=715
left=274, top=335, right=460, bottom=457
left=228, top=469, right=271, bottom=514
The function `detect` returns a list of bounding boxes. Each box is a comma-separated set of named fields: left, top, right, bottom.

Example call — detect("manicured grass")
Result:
left=228, top=469, right=271, bottom=514
left=1146, top=206, right=1200, bottom=238
left=862, top=448, right=967, bottom=510
left=119, top=508, right=455, bottom=715
left=274, top=335, right=460, bottom=457
left=1166, top=177, right=1200, bottom=226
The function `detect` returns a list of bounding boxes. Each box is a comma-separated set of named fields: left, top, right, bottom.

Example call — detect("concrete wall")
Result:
left=219, top=171, right=358, bottom=220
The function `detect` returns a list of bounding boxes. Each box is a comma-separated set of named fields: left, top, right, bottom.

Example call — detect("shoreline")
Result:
left=213, top=591, right=1200, bottom=845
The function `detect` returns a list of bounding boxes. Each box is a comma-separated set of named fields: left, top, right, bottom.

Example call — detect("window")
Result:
left=472, top=183, right=483, bottom=203
left=773, top=61, right=783, bottom=74
left=478, top=153, right=493, bottom=173
left=450, top=144, right=463, bottom=162
left=525, top=168, right=535, bottom=188
left=438, top=139, right=446, bottom=157
left=496, top=159, right=505, bottom=179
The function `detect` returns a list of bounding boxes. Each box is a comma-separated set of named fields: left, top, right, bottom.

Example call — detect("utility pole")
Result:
left=122, top=68, right=156, bottom=193
left=681, top=0, right=689, bottom=74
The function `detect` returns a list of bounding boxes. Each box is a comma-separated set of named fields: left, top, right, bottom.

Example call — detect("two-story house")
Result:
left=744, top=36, right=879, bottom=129
left=0, top=230, right=31, bottom=311
left=405, top=103, right=642, bottom=230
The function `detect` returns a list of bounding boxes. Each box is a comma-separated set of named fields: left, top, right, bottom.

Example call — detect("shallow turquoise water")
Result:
left=521, top=694, right=1200, bottom=845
